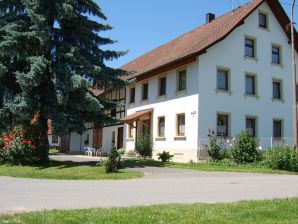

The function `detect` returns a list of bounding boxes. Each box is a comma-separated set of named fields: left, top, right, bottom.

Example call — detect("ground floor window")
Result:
left=112, top=131, right=115, bottom=144
left=177, top=114, right=185, bottom=136
left=246, top=117, right=256, bottom=137
left=158, top=117, right=165, bottom=137
left=52, top=135, right=58, bottom=144
left=217, top=114, right=229, bottom=137
left=273, top=120, right=283, bottom=138
left=128, top=124, right=134, bottom=138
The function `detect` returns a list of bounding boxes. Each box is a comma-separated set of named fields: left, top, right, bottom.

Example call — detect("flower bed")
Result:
left=0, top=126, right=38, bottom=165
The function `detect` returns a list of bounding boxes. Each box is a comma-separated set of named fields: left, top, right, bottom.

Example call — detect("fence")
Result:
left=198, top=137, right=294, bottom=160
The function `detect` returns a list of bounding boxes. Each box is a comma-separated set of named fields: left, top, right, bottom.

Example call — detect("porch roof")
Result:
left=120, top=109, right=152, bottom=123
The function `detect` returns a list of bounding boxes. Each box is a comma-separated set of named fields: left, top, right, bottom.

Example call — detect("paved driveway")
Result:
left=1, top=164, right=298, bottom=214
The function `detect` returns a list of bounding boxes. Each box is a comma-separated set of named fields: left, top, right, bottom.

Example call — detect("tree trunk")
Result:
left=37, top=115, right=49, bottom=163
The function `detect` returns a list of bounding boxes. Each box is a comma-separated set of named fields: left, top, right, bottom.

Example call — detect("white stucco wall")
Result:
left=102, top=125, right=124, bottom=153
left=198, top=2, right=296, bottom=146
left=126, top=61, right=199, bottom=162
left=69, top=128, right=93, bottom=152
left=48, top=135, right=60, bottom=147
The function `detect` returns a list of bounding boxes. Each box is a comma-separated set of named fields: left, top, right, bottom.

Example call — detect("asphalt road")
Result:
left=1, top=166, right=298, bottom=214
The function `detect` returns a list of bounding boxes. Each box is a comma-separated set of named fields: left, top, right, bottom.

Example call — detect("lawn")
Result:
left=123, top=159, right=298, bottom=175
left=0, top=161, right=143, bottom=180
left=1, top=198, right=298, bottom=224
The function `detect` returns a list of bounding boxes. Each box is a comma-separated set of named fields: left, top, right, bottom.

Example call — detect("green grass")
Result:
left=0, top=161, right=143, bottom=180
left=49, top=148, right=59, bottom=154
left=123, top=159, right=298, bottom=175
left=1, top=198, right=298, bottom=224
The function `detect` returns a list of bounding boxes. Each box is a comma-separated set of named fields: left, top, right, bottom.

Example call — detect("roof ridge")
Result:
left=121, top=0, right=257, bottom=69
left=121, top=0, right=268, bottom=79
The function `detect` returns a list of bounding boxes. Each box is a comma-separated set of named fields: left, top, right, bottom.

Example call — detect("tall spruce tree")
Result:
left=0, top=0, right=127, bottom=161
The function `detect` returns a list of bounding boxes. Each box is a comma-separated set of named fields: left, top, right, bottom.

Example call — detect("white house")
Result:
left=118, top=0, right=298, bottom=162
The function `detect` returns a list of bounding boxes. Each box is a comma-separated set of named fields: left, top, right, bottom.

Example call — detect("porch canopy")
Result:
left=120, top=109, right=152, bottom=123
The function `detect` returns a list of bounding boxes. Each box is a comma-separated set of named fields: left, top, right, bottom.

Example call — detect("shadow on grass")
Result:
left=123, top=159, right=165, bottom=168
left=33, top=160, right=97, bottom=170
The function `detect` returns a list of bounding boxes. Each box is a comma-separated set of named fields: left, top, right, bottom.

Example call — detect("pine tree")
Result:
left=0, top=0, right=127, bottom=161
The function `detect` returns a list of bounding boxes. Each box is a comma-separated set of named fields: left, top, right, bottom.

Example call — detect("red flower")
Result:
left=31, top=145, right=36, bottom=150
left=27, top=140, right=32, bottom=145
left=19, top=131, right=25, bottom=137
left=22, top=140, right=27, bottom=145
left=4, top=137, right=9, bottom=142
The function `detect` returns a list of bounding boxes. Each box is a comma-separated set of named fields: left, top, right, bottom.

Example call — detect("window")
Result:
left=217, top=114, right=229, bottom=137
left=246, top=117, right=256, bottom=137
left=84, top=134, right=89, bottom=145
left=245, top=75, right=256, bottom=95
left=245, top=38, right=255, bottom=58
left=259, top=12, right=267, bottom=28
left=129, top=87, right=135, bottom=104
left=272, top=46, right=281, bottom=64
left=111, top=108, right=116, bottom=118
left=158, top=117, right=165, bottom=137
left=177, top=114, right=185, bottom=136
left=178, top=70, right=186, bottom=91
left=142, top=83, right=148, bottom=101
left=217, top=69, right=229, bottom=91
left=128, top=125, right=134, bottom=138
left=273, top=120, right=283, bottom=138
left=52, top=135, right=58, bottom=144
left=112, top=131, right=115, bottom=144
left=159, top=77, right=167, bottom=96
left=273, top=80, right=282, bottom=100
left=104, top=89, right=126, bottom=120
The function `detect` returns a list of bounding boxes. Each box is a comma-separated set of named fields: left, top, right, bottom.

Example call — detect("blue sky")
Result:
left=97, top=0, right=297, bottom=68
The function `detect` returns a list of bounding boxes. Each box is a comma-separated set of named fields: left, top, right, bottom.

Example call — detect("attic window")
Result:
left=259, top=12, right=267, bottom=29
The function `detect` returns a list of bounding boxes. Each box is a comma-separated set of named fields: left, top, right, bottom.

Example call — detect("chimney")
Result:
left=206, top=13, right=215, bottom=23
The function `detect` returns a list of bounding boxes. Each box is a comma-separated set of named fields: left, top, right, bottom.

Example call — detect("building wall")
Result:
left=102, top=125, right=124, bottom=152
left=198, top=2, right=297, bottom=144
left=48, top=135, right=60, bottom=147
left=69, top=128, right=93, bottom=152
left=126, top=61, right=199, bottom=162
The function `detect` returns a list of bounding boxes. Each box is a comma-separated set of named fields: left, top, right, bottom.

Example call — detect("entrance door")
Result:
left=117, top=127, right=124, bottom=149
left=60, top=135, right=70, bottom=153
left=93, top=128, right=103, bottom=149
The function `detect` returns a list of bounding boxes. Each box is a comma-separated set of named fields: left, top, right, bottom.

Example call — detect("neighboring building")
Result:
left=68, top=88, right=126, bottom=153
left=118, top=0, right=298, bottom=162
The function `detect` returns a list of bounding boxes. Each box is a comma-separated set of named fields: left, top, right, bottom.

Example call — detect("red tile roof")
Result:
left=120, top=109, right=152, bottom=123
left=121, top=0, right=295, bottom=80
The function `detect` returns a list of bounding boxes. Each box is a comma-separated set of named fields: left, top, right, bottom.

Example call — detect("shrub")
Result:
left=117, top=148, right=125, bottom=155
left=1, top=126, right=39, bottom=165
left=105, top=144, right=122, bottom=173
left=265, top=146, right=298, bottom=172
left=231, top=131, right=262, bottom=164
left=158, top=151, right=174, bottom=163
left=206, top=129, right=225, bottom=161
left=126, top=150, right=137, bottom=158
left=136, top=134, right=153, bottom=159
left=0, top=134, right=7, bottom=162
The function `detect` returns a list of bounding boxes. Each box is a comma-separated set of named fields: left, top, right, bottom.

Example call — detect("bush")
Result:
left=126, top=150, right=137, bottom=158
left=265, top=146, right=298, bottom=172
left=0, top=126, right=39, bottom=165
left=206, top=130, right=225, bottom=161
left=231, top=131, right=262, bottom=164
left=158, top=151, right=174, bottom=163
left=136, top=134, right=153, bottom=159
left=105, top=144, right=122, bottom=173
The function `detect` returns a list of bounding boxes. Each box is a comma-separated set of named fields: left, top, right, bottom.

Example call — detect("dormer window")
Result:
left=259, top=12, right=267, bottom=29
